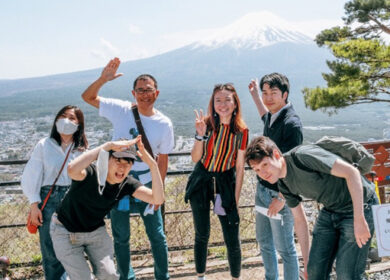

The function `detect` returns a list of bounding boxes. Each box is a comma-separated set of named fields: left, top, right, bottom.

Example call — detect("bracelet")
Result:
left=195, top=134, right=208, bottom=141
left=274, top=196, right=285, bottom=202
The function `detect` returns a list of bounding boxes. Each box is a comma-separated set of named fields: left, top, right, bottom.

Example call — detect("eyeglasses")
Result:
left=135, top=88, right=156, bottom=95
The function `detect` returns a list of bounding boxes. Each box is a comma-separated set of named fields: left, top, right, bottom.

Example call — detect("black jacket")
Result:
left=260, top=104, right=303, bottom=191
left=185, top=162, right=239, bottom=226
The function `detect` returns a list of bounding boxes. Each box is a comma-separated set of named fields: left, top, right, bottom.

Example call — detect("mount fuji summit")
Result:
left=192, top=11, right=313, bottom=50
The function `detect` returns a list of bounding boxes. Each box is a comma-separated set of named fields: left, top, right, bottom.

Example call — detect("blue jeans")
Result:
left=255, top=183, right=299, bottom=280
left=110, top=191, right=169, bottom=280
left=307, top=195, right=378, bottom=280
left=50, top=215, right=118, bottom=280
left=38, top=185, right=68, bottom=280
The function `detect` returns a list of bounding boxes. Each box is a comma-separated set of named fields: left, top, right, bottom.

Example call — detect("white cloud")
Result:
left=156, top=17, right=344, bottom=53
left=129, top=24, right=142, bottom=34
left=89, top=38, right=120, bottom=61
left=121, top=46, right=151, bottom=62
left=100, top=38, right=120, bottom=56
left=93, top=13, right=346, bottom=64
left=292, top=19, right=344, bottom=37
left=90, top=50, right=106, bottom=60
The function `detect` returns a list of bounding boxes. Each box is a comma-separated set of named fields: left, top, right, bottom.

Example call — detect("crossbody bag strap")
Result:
left=131, top=104, right=154, bottom=158
left=40, top=142, right=74, bottom=211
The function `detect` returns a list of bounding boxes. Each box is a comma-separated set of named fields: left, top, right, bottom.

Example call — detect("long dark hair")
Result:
left=50, top=105, right=88, bottom=151
left=205, top=83, right=247, bottom=134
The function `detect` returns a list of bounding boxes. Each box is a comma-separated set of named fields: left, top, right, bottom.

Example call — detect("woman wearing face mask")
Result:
left=21, top=105, right=88, bottom=280
left=185, top=84, right=248, bottom=280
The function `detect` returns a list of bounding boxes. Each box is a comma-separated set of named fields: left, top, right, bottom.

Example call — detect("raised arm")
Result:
left=81, top=57, right=123, bottom=108
left=67, top=139, right=138, bottom=181
left=248, top=78, right=269, bottom=118
left=191, top=109, right=207, bottom=162
left=133, top=139, right=165, bottom=205
left=291, top=203, right=310, bottom=280
left=331, top=159, right=370, bottom=248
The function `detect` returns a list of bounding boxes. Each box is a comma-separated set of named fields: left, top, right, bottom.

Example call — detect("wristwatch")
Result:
left=195, top=133, right=208, bottom=141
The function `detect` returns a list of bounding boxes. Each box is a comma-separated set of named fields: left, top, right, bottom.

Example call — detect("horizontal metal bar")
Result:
left=8, top=238, right=258, bottom=268
left=0, top=159, right=28, bottom=165
left=0, top=151, right=192, bottom=166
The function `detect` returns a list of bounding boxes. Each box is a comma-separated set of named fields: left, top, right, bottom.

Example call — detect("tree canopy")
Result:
left=302, top=0, right=390, bottom=112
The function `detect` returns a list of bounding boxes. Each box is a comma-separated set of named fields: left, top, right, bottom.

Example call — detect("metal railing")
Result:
left=0, top=151, right=262, bottom=270
left=1, top=146, right=389, bottom=270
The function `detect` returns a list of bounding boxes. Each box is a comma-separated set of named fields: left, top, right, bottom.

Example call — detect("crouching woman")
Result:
left=50, top=136, right=164, bottom=280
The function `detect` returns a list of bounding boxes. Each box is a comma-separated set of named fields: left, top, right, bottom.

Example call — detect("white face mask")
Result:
left=56, top=118, right=78, bottom=135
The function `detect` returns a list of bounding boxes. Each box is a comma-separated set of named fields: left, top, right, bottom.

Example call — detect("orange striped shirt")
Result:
left=201, top=124, right=249, bottom=172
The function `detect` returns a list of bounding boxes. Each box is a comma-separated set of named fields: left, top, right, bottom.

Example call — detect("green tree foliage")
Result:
left=302, top=0, right=390, bottom=112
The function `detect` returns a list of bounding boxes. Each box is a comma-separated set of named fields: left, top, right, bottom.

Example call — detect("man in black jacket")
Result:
left=248, top=73, right=303, bottom=280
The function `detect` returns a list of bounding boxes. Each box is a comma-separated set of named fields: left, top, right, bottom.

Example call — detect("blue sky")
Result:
left=0, top=0, right=348, bottom=79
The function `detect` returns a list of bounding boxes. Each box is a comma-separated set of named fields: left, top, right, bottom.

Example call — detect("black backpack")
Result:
left=291, top=136, right=375, bottom=175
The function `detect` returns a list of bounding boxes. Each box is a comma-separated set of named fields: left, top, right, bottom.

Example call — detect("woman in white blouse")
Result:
left=22, top=105, right=88, bottom=280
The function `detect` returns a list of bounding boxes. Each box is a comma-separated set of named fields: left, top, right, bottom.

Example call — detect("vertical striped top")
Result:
left=200, top=124, right=249, bottom=172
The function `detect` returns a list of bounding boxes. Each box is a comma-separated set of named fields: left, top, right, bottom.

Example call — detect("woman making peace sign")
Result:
left=185, top=84, right=248, bottom=280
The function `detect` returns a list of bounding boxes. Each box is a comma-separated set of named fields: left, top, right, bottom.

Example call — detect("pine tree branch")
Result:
left=368, top=14, right=390, bottom=34
left=356, top=96, right=390, bottom=103
left=377, top=87, right=390, bottom=94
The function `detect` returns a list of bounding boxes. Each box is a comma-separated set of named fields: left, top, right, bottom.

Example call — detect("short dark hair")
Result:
left=133, top=74, right=158, bottom=90
left=108, top=150, right=135, bottom=164
left=260, top=73, right=290, bottom=102
left=245, top=136, right=281, bottom=166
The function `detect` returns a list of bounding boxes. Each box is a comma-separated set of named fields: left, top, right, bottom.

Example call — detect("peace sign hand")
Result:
left=194, top=109, right=206, bottom=137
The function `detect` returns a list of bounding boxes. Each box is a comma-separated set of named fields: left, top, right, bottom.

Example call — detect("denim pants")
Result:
left=38, top=185, right=68, bottom=280
left=307, top=195, right=378, bottom=280
left=255, top=183, right=299, bottom=280
left=110, top=186, right=169, bottom=280
left=190, top=198, right=241, bottom=278
left=50, top=215, right=118, bottom=280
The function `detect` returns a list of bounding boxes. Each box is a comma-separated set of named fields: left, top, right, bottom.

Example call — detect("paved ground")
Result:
left=7, top=256, right=390, bottom=279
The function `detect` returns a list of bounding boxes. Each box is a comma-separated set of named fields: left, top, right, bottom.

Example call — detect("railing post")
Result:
left=379, top=187, right=386, bottom=204
left=162, top=184, right=166, bottom=234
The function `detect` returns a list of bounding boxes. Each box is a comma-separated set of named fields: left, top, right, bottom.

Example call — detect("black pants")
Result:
left=190, top=198, right=241, bottom=278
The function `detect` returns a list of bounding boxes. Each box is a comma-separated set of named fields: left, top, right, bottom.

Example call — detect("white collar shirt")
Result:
left=269, top=102, right=291, bottom=127
left=21, top=137, right=83, bottom=204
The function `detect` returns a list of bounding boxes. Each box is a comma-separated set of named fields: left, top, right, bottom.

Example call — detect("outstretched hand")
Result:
left=194, top=109, right=207, bottom=137
left=101, top=57, right=123, bottom=82
left=248, top=78, right=260, bottom=96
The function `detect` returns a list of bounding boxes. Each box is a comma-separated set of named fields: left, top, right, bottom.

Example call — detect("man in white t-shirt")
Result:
left=82, top=57, right=174, bottom=280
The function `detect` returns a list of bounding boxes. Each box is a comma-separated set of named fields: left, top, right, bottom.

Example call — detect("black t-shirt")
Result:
left=57, top=164, right=142, bottom=232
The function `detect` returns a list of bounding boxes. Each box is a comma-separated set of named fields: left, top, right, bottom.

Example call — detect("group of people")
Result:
left=22, top=57, right=378, bottom=280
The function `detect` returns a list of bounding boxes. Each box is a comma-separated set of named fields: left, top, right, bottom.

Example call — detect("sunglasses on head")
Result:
left=213, top=83, right=235, bottom=92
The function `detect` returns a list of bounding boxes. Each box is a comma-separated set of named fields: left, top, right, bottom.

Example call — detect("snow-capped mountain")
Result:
left=193, top=11, right=313, bottom=50
left=0, top=11, right=325, bottom=99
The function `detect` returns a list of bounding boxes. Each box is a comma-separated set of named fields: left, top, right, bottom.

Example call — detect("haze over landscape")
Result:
left=1, top=2, right=389, bottom=163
